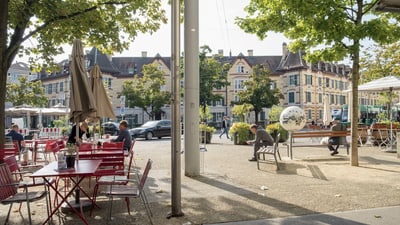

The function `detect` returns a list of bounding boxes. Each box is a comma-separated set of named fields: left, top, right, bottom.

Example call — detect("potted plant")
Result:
left=266, top=122, right=289, bottom=142
left=199, top=123, right=216, bottom=144
left=229, top=122, right=251, bottom=145
left=65, top=143, right=77, bottom=168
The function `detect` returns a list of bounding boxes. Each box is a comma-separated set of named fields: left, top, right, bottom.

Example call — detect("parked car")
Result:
left=129, top=120, right=171, bottom=140
left=101, top=122, right=120, bottom=135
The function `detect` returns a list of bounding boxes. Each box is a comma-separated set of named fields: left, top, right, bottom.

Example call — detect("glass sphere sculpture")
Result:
left=279, top=106, right=306, bottom=131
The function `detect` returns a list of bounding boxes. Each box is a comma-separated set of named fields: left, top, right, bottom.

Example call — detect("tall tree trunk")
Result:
left=0, top=0, right=9, bottom=151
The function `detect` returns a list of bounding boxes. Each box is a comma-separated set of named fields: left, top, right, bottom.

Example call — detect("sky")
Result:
left=15, top=0, right=290, bottom=63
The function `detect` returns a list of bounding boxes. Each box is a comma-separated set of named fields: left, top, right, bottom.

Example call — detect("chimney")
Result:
left=218, top=49, right=224, bottom=56
left=141, top=51, right=147, bottom=57
left=247, top=49, right=254, bottom=56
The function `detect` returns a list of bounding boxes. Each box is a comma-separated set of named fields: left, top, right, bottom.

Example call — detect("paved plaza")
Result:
left=1, top=134, right=400, bottom=225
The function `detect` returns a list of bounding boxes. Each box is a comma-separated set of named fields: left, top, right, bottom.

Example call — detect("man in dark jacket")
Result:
left=6, top=124, right=28, bottom=165
left=246, top=124, right=274, bottom=161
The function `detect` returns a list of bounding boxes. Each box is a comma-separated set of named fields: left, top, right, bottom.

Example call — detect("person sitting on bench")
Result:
left=328, top=117, right=343, bottom=156
left=247, top=124, right=274, bottom=162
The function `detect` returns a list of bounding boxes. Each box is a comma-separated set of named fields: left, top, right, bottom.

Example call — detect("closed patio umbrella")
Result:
left=68, top=39, right=97, bottom=208
left=323, top=94, right=332, bottom=126
left=90, top=64, right=115, bottom=120
left=90, top=64, right=116, bottom=139
left=69, top=39, right=97, bottom=124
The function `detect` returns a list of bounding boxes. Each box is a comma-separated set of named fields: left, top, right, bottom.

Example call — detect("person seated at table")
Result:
left=111, top=120, right=132, bottom=152
left=67, top=121, right=90, bottom=144
left=6, top=124, right=28, bottom=165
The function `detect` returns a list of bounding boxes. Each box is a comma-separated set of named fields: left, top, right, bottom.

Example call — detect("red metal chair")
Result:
left=0, top=163, right=49, bottom=225
left=90, top=140, right=137, bottom=216
left=3, top=155, right=54, bottom=212
left=36, top=140, right=59, bottom=163
left=105, top=159, right=153, bottom=225
left=102, top=141, right=124, bottom=149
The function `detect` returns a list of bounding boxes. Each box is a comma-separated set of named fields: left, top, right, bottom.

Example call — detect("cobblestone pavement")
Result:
left=1, top=134, right=400, bottom=225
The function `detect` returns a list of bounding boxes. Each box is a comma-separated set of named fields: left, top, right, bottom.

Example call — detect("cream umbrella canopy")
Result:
left=68, top=39, right=97, bottom=207
left=89, top=64, right=116, bottom=120
left=69, top=39, right=97, bottom=124
left=323, top=94, right=332, bottom=126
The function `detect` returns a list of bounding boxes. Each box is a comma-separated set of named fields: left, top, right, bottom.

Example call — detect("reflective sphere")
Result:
left=279, top=106, right=306, bottom=131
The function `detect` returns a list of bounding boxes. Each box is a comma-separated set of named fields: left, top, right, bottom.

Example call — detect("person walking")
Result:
left=246, top=124, right=274, bottom=161
left=219, top=116, right=230, bottom=139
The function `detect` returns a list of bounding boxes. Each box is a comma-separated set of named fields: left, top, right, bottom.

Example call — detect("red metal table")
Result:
left=30, top=159, right=102, bottom=225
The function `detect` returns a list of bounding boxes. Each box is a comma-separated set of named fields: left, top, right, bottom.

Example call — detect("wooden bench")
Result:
left=284, top=130, right=351, bottom=159
left=256, top=133, right=281, bottom=170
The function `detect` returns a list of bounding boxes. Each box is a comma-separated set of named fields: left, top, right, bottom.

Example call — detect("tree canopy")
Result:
left=6, top=76, right=48, bottom=107
left=236, top=0, right=400, bottom=166
left=122, top=63, right=171, bottom=120
left=361, top=41, right=400, bottom=82
left=199, top=45, right=230, bottom=111
left=0, top=0, right=167, bottom=148
left=237, top=65, right=282, bottom=123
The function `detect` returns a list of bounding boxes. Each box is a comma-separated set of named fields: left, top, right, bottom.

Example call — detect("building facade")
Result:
left=9, top=43, right=355, bottom=128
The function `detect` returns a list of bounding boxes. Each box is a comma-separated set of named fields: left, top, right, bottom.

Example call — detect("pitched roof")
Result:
left=276, top=50, right=308, bottom=71
left=86, top=47, right=120, bottom=75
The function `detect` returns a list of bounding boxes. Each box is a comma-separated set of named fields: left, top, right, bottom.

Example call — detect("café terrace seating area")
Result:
left=0, top=132, right=153, bottom=225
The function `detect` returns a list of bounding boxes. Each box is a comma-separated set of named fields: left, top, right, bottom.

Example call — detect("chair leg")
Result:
left=125, top=197, right=130, bottom=215
left=140, top=192, right=153, bottom=225
left=4, top=203, right=13, bottom=225
left=107, top=196, right=113, bottom=225
left=25, top=191, right=33, bottom=225
left=273, top=153, right=279, bottom=170
left=90, top=183, right=100, bottom=216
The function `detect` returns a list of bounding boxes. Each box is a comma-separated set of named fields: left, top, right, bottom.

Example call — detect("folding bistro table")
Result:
left=30, top=159, right=102, bottom=225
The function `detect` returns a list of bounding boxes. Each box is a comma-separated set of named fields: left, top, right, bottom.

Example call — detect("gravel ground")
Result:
left=1, top=134, right=400, bottom=225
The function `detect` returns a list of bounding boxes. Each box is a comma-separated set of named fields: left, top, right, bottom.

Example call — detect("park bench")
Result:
left=284, top=130, right=350, bottom=159
left=256, top=133, right=281, bottom=170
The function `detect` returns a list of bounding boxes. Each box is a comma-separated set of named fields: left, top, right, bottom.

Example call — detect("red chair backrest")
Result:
left=79, top=143, right=92, bottom=152
left=103, top=142, right=124, bottom=150
left=126, top=140, right=136, bottom=179
left=0, top=163, right=17, bottom=201
left=57, top=139, right=65, bottom=149
left=138, top=159, right=153, bottom=191
left=3, top=155, right=21, bottom=182
left=45, top=140, right=59, bottom=154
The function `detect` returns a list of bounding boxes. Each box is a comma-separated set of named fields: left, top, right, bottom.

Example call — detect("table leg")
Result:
left=41, top=176, right=91, bottom=225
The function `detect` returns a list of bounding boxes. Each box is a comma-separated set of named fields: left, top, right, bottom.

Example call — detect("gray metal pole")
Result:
left=169, top=0, right=184, bottom=217
left=184, top=0, right=200, bottom=176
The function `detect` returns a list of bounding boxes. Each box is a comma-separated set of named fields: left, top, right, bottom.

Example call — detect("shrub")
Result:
left=266, top=122, right=288, bottom=142
left=199, top=123, right=216, bottom=133
left=229, top=122, right=251, bottom=145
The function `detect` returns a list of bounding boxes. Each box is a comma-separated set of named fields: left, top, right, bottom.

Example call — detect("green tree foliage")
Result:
left=269, top=105, right=284, bottom=123
left=199, top=45, right=230, bottom=115
left=0, top=0, right=166, bottom=148
left=360, top=42, right=400, bottom=112
left=231, top=104, right=253, bottom=123
left=236, top=0, right=400, bottom=166
left=237, top=65, right=282, bottom=123
left=6, top=76, right=47, bottom=107
left=361, top=42, right=400, bottom=82
left=122, top=63, right=171, bottom=120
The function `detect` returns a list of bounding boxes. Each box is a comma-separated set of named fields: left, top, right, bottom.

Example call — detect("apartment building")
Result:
left=12, top=43, right=354, bottom=127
